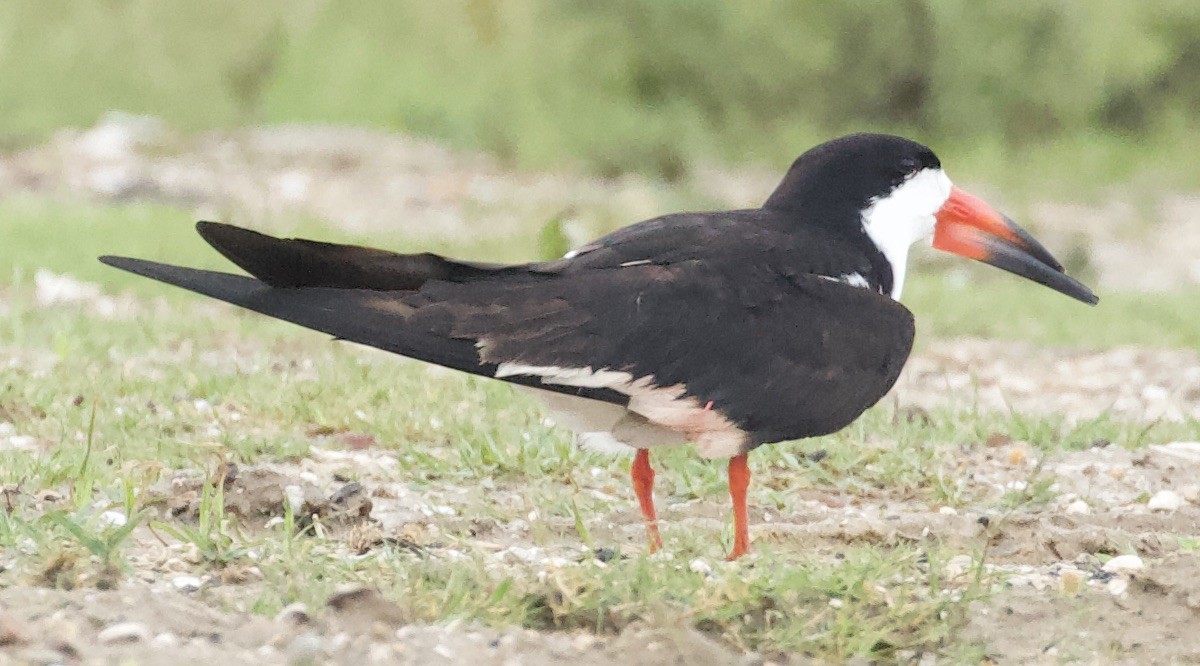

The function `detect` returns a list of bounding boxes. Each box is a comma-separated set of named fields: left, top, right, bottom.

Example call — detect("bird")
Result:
left=101, top=133, right=1097, bottom=560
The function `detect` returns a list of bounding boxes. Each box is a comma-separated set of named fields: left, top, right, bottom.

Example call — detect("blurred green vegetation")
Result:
left=3, top=1, right=1199, bottom=187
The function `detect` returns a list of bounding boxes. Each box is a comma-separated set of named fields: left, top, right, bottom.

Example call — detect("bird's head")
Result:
left=765, top=133, right=1098, bottom=305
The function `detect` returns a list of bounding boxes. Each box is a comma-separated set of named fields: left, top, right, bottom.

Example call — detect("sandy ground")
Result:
left=4, top=387, right=1200, bottom=663
left=899, top=339, right=1200, bottom=424
left=0, top=581, right=746, bottom=665
left=2, top=117, right=1200, bottom=663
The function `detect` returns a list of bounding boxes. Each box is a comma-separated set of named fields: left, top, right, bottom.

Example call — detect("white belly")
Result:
left=513, top=383, right=748, bottom=459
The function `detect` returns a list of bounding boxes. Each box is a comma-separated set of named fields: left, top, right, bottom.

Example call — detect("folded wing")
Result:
left=102, top=222, right=914, bottom=445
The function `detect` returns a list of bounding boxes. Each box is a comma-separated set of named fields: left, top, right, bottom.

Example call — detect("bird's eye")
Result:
left=899, top=157, right=920, bottom=175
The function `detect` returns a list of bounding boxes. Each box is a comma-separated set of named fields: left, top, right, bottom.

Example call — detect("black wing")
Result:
left=417, top=257, right=914, bottom=444
left=102, top=221, right=913, bottom=444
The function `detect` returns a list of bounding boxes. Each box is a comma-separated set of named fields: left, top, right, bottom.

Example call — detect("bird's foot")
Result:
left=645, top=523, right=664, bottom=553
left=725, top=538, right=751, bottom=561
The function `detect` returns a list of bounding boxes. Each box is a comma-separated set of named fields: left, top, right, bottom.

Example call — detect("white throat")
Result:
left=860, top=168, right=953, bottom=300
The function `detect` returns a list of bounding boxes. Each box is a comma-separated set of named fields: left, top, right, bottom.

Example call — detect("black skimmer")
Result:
left=101, top=134, right=1097, bottom=560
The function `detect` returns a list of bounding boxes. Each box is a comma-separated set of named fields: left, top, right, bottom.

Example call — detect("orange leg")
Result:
left=726, top=453, right=752, bottom=560
left=631, top=449, right=664, bottom=553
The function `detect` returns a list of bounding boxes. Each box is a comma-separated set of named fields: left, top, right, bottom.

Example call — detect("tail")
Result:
left=99, top=223, right=627, bottom=404
left=97, top=254, right=491, bottom=374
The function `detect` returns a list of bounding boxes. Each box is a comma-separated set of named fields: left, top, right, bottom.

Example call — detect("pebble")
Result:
left=1065, top=499, right=1091, bottom=515
left=3, top=435, right=39, bottom=452
left=944, top=554, right=974, bottom=579
left=284, top=485, right=306, bottom=513
left=287, top=632, right=325, bottom=665
left=592, top=547, right=617, bottom=563
left=151, top=632, right=180, bottom=648
left=275, top=602, right=311, bottom=626
left=368, top=643, right=395, bottom=662
left=937, top=506, right=958, bottom=516
left=1151, top=441, right=1200, bottom=463
left=172, top=575, right=203, bottom=592
left=499, top=546, right=542, bottom=564
left=689, top=558, right=713, bottom=576
left=1106, top=578, right=1130, bottom=596
left=328, top=632, right=351, bottom=651
left=17, top=648, right=64, bottom=665
left=1007, top=573, right=1054, bottom=591
left=0, top=612, right=27, bottom=645
left=1147, top=489, right=1184, bottom=512
left=572, top=633, right=597, bottom=651
left=1142, top=385, right=1169, bottom=402
left=98, top=510, right=128, bottom=527
left=1102, top=554, right=1145, bottom=575
left=98, top=621, right=151, bottom=644
left=1181, top=484, right=1200, bottom=503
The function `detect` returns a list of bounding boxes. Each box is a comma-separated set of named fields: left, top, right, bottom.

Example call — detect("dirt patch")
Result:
left=0, top=114, right=704, bottom=244
left=0, top=583, right=746, bottom=665
left=897, top=338, right=1200, bottom=423
left=158, top=464, right=372, bottom=527
left=964, top=553, right=1200, bottom=663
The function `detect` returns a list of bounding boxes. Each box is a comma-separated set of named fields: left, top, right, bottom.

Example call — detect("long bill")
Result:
left=932, top=187, right=1098, bottom=305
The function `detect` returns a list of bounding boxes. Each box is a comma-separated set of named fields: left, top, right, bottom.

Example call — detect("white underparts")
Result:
left=497, top=363, right=748, bottom=458
left=860, top=167, right=953, bottom=300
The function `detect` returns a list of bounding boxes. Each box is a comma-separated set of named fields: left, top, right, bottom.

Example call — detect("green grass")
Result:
left=905, top=271, right=1200, bottom=349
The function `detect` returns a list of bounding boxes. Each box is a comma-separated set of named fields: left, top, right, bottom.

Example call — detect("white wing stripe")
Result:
left=495, top=363, right=639, bottom=389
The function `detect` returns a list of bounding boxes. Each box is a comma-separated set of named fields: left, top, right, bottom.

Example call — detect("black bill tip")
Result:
left=976, top=234, right=1099, bottom=306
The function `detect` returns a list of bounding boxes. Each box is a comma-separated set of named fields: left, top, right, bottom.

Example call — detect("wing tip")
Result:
left=98, top=255, right=191, bottom=283
left=98, top=255, right=143, bottom=272
left=195, top=220, right=260, bottom=252
left=195, top=220, right=217, bottom=238
left=195, top=219, right=237, bottom=235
